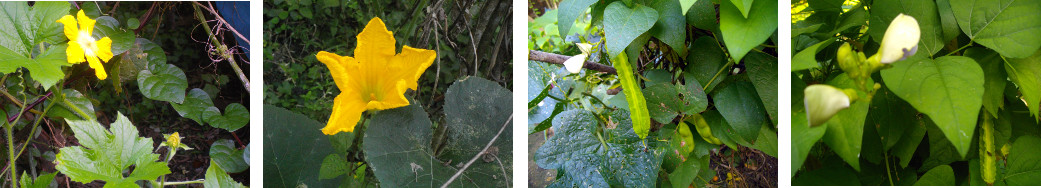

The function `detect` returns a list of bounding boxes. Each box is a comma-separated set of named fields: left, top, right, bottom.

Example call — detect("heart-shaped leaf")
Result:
left=557, top=0, right=598, bottom=37
left=137, top=63, right=188, bottom=103
left=712, top=81, right=767, bottom=144
left=1004, top=50, right=1041, bottom=118
left=202, top=103, right=249, bottom=132
left=603, top=1, right=658, bottom=58
left=719, top=0, right=777, bottom=62
left=263, top=105, right=339, bottom=187
left=171, top=88, right=218, bottom=125
left=209, top=139, right=248, bottom=173
left=881, top=56, right=984, bottom=157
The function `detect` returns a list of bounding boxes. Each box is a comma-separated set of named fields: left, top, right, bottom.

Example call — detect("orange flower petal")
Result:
left=354, top=17, right=396, bottom=66
left=95, top=37, right=114, bottom=62
left=322, top=93, right=366, bottom=135
left=76, top=10, right=95, bottom=36
left=56, top=15, right=79, bottom=42
left=65, top=41, right=85, bottom=64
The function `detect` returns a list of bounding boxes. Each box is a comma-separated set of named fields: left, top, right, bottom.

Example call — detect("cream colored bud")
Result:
left=878, top=14, right=921, bottom=64
left=804, top=85, right=852, bottom=127
left=564, top=54, right=587, bottom=74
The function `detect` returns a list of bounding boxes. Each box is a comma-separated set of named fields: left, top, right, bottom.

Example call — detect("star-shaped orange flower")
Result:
left=316, top=17, right=436, bottom=135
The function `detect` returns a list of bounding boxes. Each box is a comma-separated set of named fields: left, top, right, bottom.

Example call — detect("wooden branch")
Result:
left=528, top=50, right=617, bottom=74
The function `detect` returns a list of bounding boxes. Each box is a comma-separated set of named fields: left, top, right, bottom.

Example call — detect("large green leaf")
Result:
left=746, top=52, right=778, bottom=124
left=791, top=111, right=826, bottom=177
left=137, top=63, right=188, bottom=103
left=263, top=105, right=339, bottom=187
left=556, top=0, right=597, bottom=37
left=536, top=110, right=665, bottom=187
left=869, top=0, right=945, bottom=58
left=648, top=0, right=688, bottom=56
left=209, top=139, right=248, bottom=173
left=440, top=77, right=512, bottom=187
left=603, top=1, right=658, bottom=58
left=1005, top=135, right=1041, bottom=185
left=171, top=88, right=219, bottom=125
left=963, top=48, right=1007, bottom=117
left=793, top=165, right=862, bottom=186
left=0, top=1, right=69, bottom=56
left=881, top=56, right=984, bottom=157
left=719, top=0, right=777, bottom=62
left=204, top=160, right=247, bottom=188
left=950, top=0, right=1041, bottom=58
left=19, top=172, right=56, bottom=188
left=55, top=113, right=171, bottom=187
left=686, top=0, right=718, bottom=31
left=363, top=99, right=485, bottom=187
left=822, top=73, right=873, bottom=171
left=1004, top=49, right=1041, bottom=118
left=202, top=103, right=250, bottom=132
left=915, top=165, right=955, bottom=185
left=0, top=44, right=70, bottom=90
left=712, top=81, right=767, bottom=144
left=686, top=36, right=728, bottom=93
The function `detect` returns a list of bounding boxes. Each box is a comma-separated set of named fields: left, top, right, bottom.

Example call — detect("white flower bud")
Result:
left=804, top=85, right=852, bottom=127
left=878, top=14, right=920, bottom=64
left=564, top=54, right=587, bottom=74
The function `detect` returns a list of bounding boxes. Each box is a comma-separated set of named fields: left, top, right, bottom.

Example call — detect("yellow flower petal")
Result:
left=316, top=51, right=352, bottom=90
left=95, top=37, right=114, bottom=62
left=354, top=17, right=396, bottom=65
left=395, top=46, right=436, bottom=90
left=85, top=55, right=107, bottom=80
left=65, top=41, right=85, bottom=64
left=322, top=93, right=366, bottom=135
left=76, top=10, right=95, bottom=37
left=56, top=15, right=79, bottom=42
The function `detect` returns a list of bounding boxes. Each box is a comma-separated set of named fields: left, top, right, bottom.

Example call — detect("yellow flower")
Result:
left=316, top=17, right=436, bottom=135
left=56, top=10, right=114, bottom=80
left=167, top=132, right=182, bottom=149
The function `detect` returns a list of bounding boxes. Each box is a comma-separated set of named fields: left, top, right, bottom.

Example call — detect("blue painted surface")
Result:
left=215, top=2, right=249, bottom=56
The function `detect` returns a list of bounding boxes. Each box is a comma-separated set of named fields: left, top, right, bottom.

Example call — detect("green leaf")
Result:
left=791, top=39, right=833, bottom=71
left=750, top=124, right=777, bottom=157
left=55, top=113, right=171, bottom=186
left=44, top=89, right=95, bottom=121
left=0, top=44, right=70, bottom=89
left=0, top=1, right=70, bottom=56
left=935, top=0, right=960, bottom=42
left=171, top=88, right=218, bottom=125
left=127, top=18, right=140, bottom=30
left=793, top=165, right=861, bottom=186
left=1005, top=135, right=1041, bottom=185
left=719, top=0, right=777, bottom=62
left=644, top=82, right=707, bottom=124
left=728, top=0, right=754, bottom=18
left=950, top=0, right=1041, bottom=58
left=791, top=110, right=826, bottom=177
left=686, top=36, right=728, bottom=93
left=116, top=38, right=165, bottom=83
left=603, top=1, right=658, bottom=58
left=440, top=77, right=512, bottom=187
left=822, top=73, right=873, bottom=171
left=963, top=48, right=1007, bottom=117
left=557, top=0, right=598, bottom=37
left=668, top=154, right=700, bottom=188
left=869, top=0, right=946, bottom=58
left=204, top=159, right=247, bottom=188
left=827, top=7, right=868, bottom=36
left=536, top=110, right=665, bottom=187
left=686, top=0, right=718, bottom=31
left=1004, top=49, right=1041, bottom=118
left=202, top=103, right=250, bottom=132
left=137, top=63, right=188, bottom=103
left=679, top=0, right=699, bottom=15
left=19, top=172, right=56, bottom=188
left=881, top=56, right=984, bottom=157
left=746, top=52, right=778, bottom=124
left=263, top=105, right=339, bottom=187
left=648, top=0, right=688, bottom=56
left=209, top=139, right=248, bottom=173
left=712, top=81, right=767, bottom=144
left=318, top=154, right=347, bottom=180
left=915, top=165, right=955, bottom=186
left=363, top=100, right=480, bottom=187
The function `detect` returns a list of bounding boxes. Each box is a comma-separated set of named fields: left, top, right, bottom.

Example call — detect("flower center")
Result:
left=369, top=93, right=378, bottom=101
left=77, top=30, right=97, bottom=56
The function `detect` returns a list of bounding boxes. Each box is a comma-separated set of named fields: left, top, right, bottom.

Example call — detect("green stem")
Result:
left=943, top=42, right=973, bottom=57
left=703, top=61, right=734, bottom=91
left=163, top=179, right=205, bottom=186
left=6, top=121, right=14, bottom=188
left=191, top=3, right=249, bottom=92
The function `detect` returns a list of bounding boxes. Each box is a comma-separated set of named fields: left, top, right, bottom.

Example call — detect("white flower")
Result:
left=564, top=54, right=587, bottom=74
left=564, top=43, right=594, bottom=74
left=804, top=85, right=852, bottom=127
left=878, top=14, right=920, bottom=64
